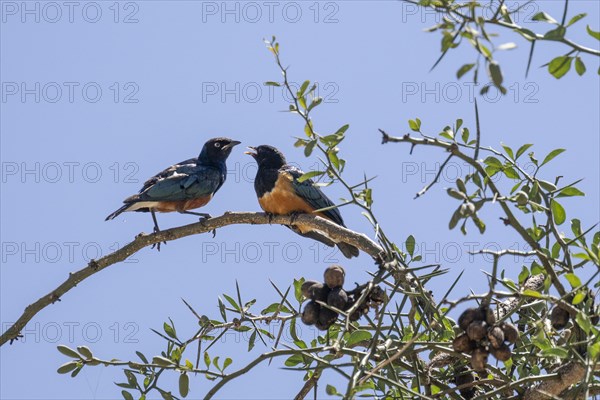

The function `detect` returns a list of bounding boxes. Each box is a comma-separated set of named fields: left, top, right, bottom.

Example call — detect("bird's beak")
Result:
left=222, top=140, right=241, bottom=150
left=244, top=146, right=257, bottom=157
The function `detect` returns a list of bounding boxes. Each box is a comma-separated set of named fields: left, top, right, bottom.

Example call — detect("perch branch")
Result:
left=1, top=212, right=382, bottom=347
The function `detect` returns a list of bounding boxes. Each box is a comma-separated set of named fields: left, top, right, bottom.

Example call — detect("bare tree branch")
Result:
left=1, top=212, right=383, bottom=347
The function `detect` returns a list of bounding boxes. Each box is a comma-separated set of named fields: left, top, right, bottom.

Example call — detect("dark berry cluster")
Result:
left=300, top=265, right=385, bottom=330
left=453, top=306, right=519, bottom=371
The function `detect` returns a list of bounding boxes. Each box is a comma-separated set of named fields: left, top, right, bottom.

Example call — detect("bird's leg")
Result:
left=150, top=210, right=167, bottom=251
left=179, top=210, right=212, bottom=220
left=178, top=211, right=216, bottom=237
left=265, top=212, right=275, bottom=224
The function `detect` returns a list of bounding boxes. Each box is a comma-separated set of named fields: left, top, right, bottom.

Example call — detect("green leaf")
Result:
left=532, top=12, right=557, bottom=24
left=449, top=208, right=462, bottom=230
left=567, top=13, right=586, bottom=27
left=575, top=57, right=586, bottom=76
left=544, top=26, right=566, bottom=41
left=293, top=278, right=305, bottom=303
left=346, top=330, right=372, bottom=347
left=551, top=200, right=566, bottom=225
left=297, top=170, right=324, bottom=183
left=406, top=235, right=415, bottom=257
left=284, top=353, right=304, bottom=367
left=572, top=291, right=586, bottom=305
left=564, top=273, right=581, bottom=288
left=557, top=187, right=585, bottom=197
left=223, top=357, right=232, bottom=370
left=518, top=266, right=530, bottom=284
left=522, top=289, right=543, bottom=298
left=163, top=322, right=177, bottom=339
left=297, top=80, right=310, bottom=97
left=304, top=140, right=317, bottom=157
left=121, top=391, right=134, bottom=400
left=408, top=119, right=421, bottom=132
left=488, top=62, right=504, bottom=89
left=57, top=345, right=81, bottom=359
left=537, top=180, right=557, bottom=192
left=515, top=143, right=533, bottom=160
left=541, top=148, right=565, bottom=166
left=248, top=330, right=257, bottom=351
left=57, top=361, right=79, bottom=374
left=457, top=63, right=475, bottom=79
left=548, top=56, right=572, bottom=79
left=587, top=25, right=600, bottom=40
left=461, top=128, right=470, bottom=143
left=179, top=373, right=189, bottom=398
left=264, top=81, right=280, bottom=87
left=501, top=143, right=514, bottom=159
left=153, top=356, right=175, bottom=367
left=541, top=347, right=569, bottom=358
left=575, top=311, right=593, bottom=334
left=223, top=294, right=240, bottom=311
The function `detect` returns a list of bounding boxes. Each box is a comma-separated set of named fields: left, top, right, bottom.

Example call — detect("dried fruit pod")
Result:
left=301, top=280, right=321, bottom=299
left=550, top=306, right=570, bottom=330
left=490, top=343, right=512, bottom=362
left=324, top=265, right=345, bottom=289
left=327, top=287, right=348, bottom=310
left=466, top=321, right=487, bottom=341
left=301, top=301, right=320, bottom=326
left=317, top=307, right=338, bottom=330
left=484, top=306, right=497, bottom=326
left=369, top=286, right=386, bottom=304
left=455, top=369, right=476, bottom=399
left=487, top=326, right=504, bottom=349
left=453, top=333, right=476, bottom=353
left=459, top=308, right=484, bottom=331
left=501, top=322, right=519, bottom=344
left=307, top=283, right=330, bottom=302
left=470, top=347, right=488, bottom=371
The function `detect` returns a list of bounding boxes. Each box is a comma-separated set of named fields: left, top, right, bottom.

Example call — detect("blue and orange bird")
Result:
left=106, top=137, right=241, bottom=249
left=246, top=145, right=359, bottom=259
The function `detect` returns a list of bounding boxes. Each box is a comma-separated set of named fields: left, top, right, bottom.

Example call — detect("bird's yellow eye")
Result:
left=214, top=142, right=221, bottom=148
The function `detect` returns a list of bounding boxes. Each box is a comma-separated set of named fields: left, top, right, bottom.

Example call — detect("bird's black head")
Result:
left=245, top=145, right=287, bottom=169
left=198, top=137, right=241, bottom=164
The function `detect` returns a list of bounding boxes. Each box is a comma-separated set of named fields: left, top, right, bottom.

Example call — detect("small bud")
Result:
left=459, top=202, right=476, bottom=217
left=514, top=191, right=529, bottom=206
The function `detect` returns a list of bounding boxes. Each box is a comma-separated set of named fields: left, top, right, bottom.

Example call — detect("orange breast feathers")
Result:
left=153, top=195, right=212, bottom=213
left=258, top=172, right=328, bottom=233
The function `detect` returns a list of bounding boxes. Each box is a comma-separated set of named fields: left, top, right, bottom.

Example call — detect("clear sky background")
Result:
left=1, top=1, right=599, bottom=399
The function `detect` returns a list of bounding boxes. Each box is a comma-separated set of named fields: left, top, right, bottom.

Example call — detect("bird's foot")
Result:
left=289, top=211, right=302, bottom=224
left=151, top=226, right=167, bottom=251
left=265, top=212, right=275, bottom=224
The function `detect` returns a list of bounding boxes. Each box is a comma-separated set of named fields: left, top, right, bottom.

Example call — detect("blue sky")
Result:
left=1, top=1, right=599, bottom=399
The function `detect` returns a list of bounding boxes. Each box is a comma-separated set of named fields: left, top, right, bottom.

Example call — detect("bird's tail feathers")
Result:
left=288, top=226, right=360, bottom=259
left=105, top=204, right=130, bottom=221
left=336, top=242, right=360, bottom=259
